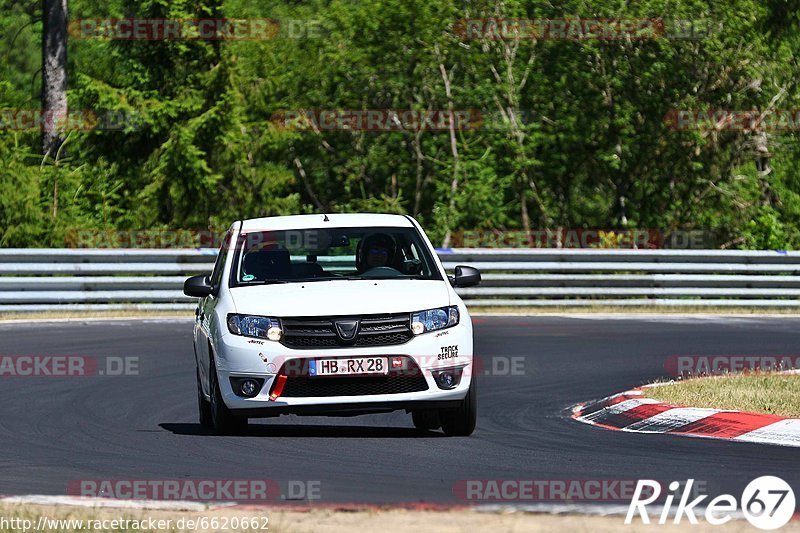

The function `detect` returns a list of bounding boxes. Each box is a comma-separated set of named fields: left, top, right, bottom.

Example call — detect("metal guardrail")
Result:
left=2, top=248, right=800, bottom=311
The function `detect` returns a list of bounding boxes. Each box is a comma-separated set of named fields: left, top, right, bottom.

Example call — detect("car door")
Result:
left=196, top=226, right=235, bottom=390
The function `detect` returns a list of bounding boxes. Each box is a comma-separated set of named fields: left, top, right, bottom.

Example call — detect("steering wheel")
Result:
left=360, top=266, right=403, bottom=278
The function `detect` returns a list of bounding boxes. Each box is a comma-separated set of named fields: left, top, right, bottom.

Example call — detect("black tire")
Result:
left=440, top=376, right=477, bottom=436
left=411, top=410, right=441, bottom=431
left=197, top=367, right=213, bottom=428
left=209, top=359, right=248, bottom=435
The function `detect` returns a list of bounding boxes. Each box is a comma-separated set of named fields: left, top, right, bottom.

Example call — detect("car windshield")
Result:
left=230, top=226, right=441, bottom=285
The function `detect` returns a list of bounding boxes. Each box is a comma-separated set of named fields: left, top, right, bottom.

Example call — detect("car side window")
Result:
left=210, top=229, right=233, bottom=289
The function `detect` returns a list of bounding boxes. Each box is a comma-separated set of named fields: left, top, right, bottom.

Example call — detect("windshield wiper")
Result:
left=243, top=279, right=290, bottom=285
left=305, top=275, right=428, bottom=281
left=363, top=275, right=427, bottom=280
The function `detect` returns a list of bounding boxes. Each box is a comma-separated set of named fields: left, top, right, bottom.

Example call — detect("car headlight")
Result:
left=411, top=306, right=459, bottom=335
left=227, top=314, right=283, bottom=341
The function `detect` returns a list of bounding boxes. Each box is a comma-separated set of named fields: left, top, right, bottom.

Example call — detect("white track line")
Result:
left=471, top=503, right=747, bottom=520
left=0, top=495, right=236, bottom=511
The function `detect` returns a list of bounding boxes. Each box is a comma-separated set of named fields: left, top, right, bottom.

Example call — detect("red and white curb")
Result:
left=572, top=386, right=800, bottom=448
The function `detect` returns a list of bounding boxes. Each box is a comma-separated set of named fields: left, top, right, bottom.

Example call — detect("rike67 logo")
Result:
left=626, top=477, right=795, bottom=530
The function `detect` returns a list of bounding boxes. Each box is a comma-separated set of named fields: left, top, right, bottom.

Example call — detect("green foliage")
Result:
left=2, top=0, right=800, bottom=248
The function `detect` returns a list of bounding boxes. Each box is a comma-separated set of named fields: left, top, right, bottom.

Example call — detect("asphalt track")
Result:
left=0, top=316, right=798, bottom=505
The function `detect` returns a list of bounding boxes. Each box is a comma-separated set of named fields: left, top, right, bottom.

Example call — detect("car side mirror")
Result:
left=452, top=265, right=481, bottom=288
left=184, top=275, right=214, bottom=297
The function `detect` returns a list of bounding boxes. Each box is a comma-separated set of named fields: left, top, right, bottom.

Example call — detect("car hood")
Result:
left=229, top=279, right=451, bottom=317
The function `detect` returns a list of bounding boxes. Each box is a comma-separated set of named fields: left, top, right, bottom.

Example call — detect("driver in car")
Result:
left=359, top=233, right=396, bottom=271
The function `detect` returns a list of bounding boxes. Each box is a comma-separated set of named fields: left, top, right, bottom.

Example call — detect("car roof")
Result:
left=238, top=213, right=415, bottom=232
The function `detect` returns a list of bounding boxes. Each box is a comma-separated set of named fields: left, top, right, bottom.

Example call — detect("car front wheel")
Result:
left=209, top=359, right=248, bottom=435
left=197, top=367, right=213, bottom=428
left=439, top=376, right=477, bottom=436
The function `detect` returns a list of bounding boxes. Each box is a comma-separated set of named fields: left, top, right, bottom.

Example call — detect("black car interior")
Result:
left=240, top=232, right=427, bottom=282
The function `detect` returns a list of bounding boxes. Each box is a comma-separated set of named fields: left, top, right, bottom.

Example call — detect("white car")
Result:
left=184, top=213, right=481, bottom=436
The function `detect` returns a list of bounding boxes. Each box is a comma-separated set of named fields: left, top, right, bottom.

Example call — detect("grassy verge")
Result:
left=645, top=373, right=800, bottom=417
left=0, top=503, right=788, bottom=533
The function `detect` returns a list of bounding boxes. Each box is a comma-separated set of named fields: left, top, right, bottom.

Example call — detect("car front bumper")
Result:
left=212, top=322, right=474, bottom=415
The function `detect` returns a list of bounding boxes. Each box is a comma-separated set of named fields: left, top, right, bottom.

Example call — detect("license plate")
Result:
left=309, top=357, right=389, bottom=377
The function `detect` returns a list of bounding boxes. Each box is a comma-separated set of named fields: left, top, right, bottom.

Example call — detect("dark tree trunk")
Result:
left=42, top=0, right=68, bottom=158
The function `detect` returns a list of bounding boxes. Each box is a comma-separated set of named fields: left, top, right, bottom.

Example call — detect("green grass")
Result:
left=645, top=373, right=800, bottom=417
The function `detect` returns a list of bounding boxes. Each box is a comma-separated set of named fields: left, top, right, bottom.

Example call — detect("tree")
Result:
left=41, top=0, right=67, bottom=158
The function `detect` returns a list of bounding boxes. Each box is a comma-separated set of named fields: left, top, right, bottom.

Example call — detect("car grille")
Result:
left=277, top=357, right=429, bottom=398
left=280, top=314, right=413, bottom=349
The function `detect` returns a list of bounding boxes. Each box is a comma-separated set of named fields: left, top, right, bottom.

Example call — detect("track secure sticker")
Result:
left=439, top=345, right=459, bottom=360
